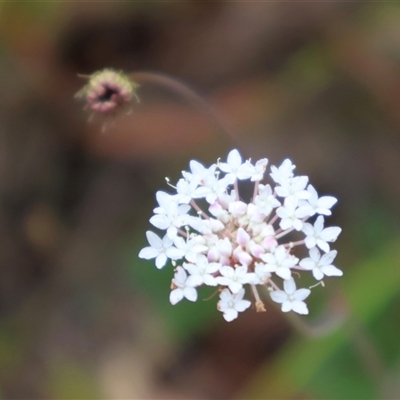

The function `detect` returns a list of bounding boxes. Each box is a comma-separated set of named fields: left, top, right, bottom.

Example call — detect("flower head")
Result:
left=139, top=149, right=342, bottom=321
left=76, top=69, right=138, bottom=116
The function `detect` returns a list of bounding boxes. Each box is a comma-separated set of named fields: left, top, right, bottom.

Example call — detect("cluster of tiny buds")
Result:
left=139, top=149, right=342, bottom=322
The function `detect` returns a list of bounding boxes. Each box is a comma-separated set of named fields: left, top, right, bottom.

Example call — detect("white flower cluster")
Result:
left=139, top=149, right=342, bottom=322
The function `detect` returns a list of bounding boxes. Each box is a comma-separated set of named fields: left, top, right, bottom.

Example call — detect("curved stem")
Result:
left=129, top=71, right=241, bottom=149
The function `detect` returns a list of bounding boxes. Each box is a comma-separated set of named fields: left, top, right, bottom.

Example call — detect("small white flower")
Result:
left=150, top=191, right=191, bottom=239
left=270, top=159, right=295, bottom=185
left=249, top=158, right=269, bottom=181
left=253, top=262, right=272, bottom=284
left=169, top=266, right=198, bottom=305
left=276, top=196, right=311, bottom=231
left=302, top=215, right=341, bottom=252
left=260, top=245, right=298, bottom=280
left=139, top=231, right=183, bottom=269
left=254, top=184, right=281, bottom=217
left=175, top=177, right=200, bottom=204
left=218, top=149, right=252, bottom=181
left=186, top=160, right=216, bottom=187
left=304, top=184, right=337, bottom=216
left=184, top=255, right=220, bottom=286
left=173, top=235, right=208, bottom=263
left=299, top=248, right=342, bottom=280
left=196, top=174, right=232, bottom=204
left=270, top=278, right=310, bottom=314
left=216, top=265, right=256, bottom=293
left=275, top=175, right=310, bottom=201
left=217, top=288, right=251, bottom=322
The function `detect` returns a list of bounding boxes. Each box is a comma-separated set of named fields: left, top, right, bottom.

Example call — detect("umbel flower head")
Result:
left=76, top=69, right=139, bottom=115
left=139, top=149, right=342, bottom=322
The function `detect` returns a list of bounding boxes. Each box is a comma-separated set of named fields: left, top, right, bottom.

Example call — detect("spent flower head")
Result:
left=76, top=69, right=139, bottom=117
left=139, top=149, right=342, bottom=321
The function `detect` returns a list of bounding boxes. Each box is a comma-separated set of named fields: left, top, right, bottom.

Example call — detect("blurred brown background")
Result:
left=1, top=2, right=400, bottom=399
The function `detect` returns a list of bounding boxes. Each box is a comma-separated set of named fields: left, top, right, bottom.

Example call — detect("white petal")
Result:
left=302, top=223, right=314, bottom=236
left=291, top=301, right=309, bottom=314
left=203, top=275, right=218, bottom=286
left=146, top=231, right=162, bottom=248
left=283, top=278, right=296, bottom=294
left=228, top=149, right=242, bottom=168
left=281, top=301, right=292, bottom=312
left=220, top=266, right=234, bottom=278
left=138, top=247, right=159, bottom=260
left=274, top=246, right=287, bottom=261
left=234, top=288, right=246, bottom=301
left=161, top=234, right=174, bottom=247
left=169, top=289, right=183, bottom=305
left=279, top=218, right=293, bottom=230
left=235, top=299, right=251, bottom=312
left=155, top=191, right=172, bottom=210
left=177, top=204, right=191, bottom=215
left=312, top=268, right=324, bottom=280
left=166, top=226, right=178, bottom=239
left=166, top=247, right=185, bottom=260
left=296, top=205, right=313, bottom=219
left=305, top=236, right=317, bottom=249
left=307, top=184, right=318, bottom=201
left=223, top=309, right=238, bottom=322
left=235, top=265, right=248, bottom=277
left=216, top=277, right=231, bottom=287
left=243, top=272, right=258, bottom=284
left=190, top=160, right=205, bottom=175
left=316, top=239, right=330, bottom=253
left=206, top=262, right=221, bottom=274
left=149, top=214, right=170, bottom=230
left=321, top=265, right=343, bottom=277
left=155, top=253, right=168, bottom=269
left=276, top=267, right=291, bottom=280
left=260, top=253, right=275, bottom=264
left=285, top=196, right=298, bottom=210
left=186, top=275, right=203, bottom=287
left=292, top=288, right=310, bottom=301
left=299, top=258, right=314, bottom=270
left=218, top=301, right=229, bottom=312
left=293, top=219, right=303, bottom=231
left=219, top=288, right=233, bottom=302
left=320, top=250, right=337, bottom=265
left=318, top=196, right=337, bottom=209
left=228, top=281, right=243, bottom=294
left=320, top=227, right=341, bottom=242
left=315, top=216, right=325, bottom=233
left=309, top=247, right=321, bottom=262
left=174, top=266, right=187, bottom=283
left=183, top=287, right=198, bottom=302
left=270, top=290, right=287, bottom=303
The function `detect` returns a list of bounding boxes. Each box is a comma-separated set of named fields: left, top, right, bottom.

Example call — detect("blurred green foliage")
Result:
left=127, top=235, right=217, bottom=341
left=243, top=240, right=400, bottom=399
